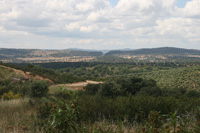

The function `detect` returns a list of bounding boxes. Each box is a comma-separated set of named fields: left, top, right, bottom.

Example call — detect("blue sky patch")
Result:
left=108, top=0, right=119, bottom=6
left=177, top=0, right=191, bottom=8
left=108, top=0, right=192, bottom=8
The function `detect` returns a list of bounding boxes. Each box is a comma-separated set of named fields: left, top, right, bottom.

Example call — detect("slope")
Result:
left=0, top=65, right=53, bottom=83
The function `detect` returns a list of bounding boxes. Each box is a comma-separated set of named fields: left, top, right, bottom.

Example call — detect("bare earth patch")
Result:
left=50, top=80, right=103, bottom=92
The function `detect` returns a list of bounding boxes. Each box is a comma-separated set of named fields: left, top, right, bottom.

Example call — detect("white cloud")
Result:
left=177, top=0, right=200, bottom=18
left=80, top=24, right=99, bottom=32
left=66, top=23, right=80, bottom=31
left=0, top=0, right=199, bottom=49
left=156, top=17, right=200, bottom=38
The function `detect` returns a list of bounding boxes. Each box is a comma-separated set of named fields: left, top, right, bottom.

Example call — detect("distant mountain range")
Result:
left=0, top=47, right=200, bottom=63
left=68, top=48, right=132, bottom=54
left=103, top=47, right=200, bottom=62
left=0, top=48, right=103, bottom=63
left=105, top=47, right=200, bottom=56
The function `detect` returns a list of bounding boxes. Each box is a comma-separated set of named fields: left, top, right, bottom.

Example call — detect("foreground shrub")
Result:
left=148, top=111, right=163, bottom=130
left=78, top=95, right=200, bottom=122
left=35, top=90, right=82, bottom=132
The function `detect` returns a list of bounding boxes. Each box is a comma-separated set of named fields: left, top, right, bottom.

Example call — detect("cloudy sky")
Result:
left=0, top=0, right=199, bottom=50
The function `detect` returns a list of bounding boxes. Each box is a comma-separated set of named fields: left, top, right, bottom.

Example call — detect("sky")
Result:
left=0, top=0, right=199, bottom=50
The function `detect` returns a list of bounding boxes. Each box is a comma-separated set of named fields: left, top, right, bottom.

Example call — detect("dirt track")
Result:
left=50, top=80, right=103, bottom=91
left=68, top=80, right=103, bottom=87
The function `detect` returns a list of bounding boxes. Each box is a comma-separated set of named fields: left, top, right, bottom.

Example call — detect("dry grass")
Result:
left=0, top=65, right=53, bottom=84
left=0, top=97, right=138, bottom=133
left=0, top=66, right=14, bottom=80
left=16, top=56, right=95, bottom=63
left=0, top=98, right=38, bottom=133
left=49, top=80, right=103, bottom=93
left=84, top=121, right=137, bottom=133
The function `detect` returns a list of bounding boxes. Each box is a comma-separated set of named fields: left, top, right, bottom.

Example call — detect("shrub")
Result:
left=30, top=80, right=49, bottom=98
left=34, top=90, right=82, bottom=132
left=77, top=95, right=200, bottom=123
left=187, top=90, right=200, bottom=98
left=137, top=87, right=162, bottom=97
left=99, top=81, right=122, bottom=98
left=148, top=111, right=163, bottom=132
left=1, top=90, right=21, bottom=100
left=83, top=77, right=159, bottom=97
left=83, top=83, right=101, bottom=95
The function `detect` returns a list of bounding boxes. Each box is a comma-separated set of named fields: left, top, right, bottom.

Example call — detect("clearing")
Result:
left=49, top=80, right=103, bottom=94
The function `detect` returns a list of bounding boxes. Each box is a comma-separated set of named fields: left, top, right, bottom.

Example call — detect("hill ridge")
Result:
left=105, top=47, right=200, bottom=56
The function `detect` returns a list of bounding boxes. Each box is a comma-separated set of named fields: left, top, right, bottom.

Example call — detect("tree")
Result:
left=83, top=84, right=100, bottom=95
left=30, top=80, right=49, bottom=97
left=187, top=90, right=200, bottom=98
left=99, top=81, right=122, bottom=98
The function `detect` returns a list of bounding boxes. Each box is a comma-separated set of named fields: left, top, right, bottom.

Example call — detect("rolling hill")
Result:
left=1, top=47, right=200, bottom=63
left=0, top=48, right=103, bottom=63
left=106, top=47, right=200, bottom=55
left=105, top=47, right=200, bottom=62
left=0, top=64, right=53, bottom=83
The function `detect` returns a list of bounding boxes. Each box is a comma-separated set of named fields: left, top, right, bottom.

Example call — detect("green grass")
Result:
left=48, top=84, right=77, bottom=94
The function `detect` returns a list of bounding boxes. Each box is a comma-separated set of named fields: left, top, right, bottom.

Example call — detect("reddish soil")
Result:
left=0, top=65, right=53, bottom=84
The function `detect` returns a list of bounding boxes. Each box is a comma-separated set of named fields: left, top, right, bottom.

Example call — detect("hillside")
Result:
left=105, top=47, right=200, bottom=62
left=1, top=47, right=200, bottom=63
left=134, top=66, right=200, bottom=90
left=0, top=65, right=15, bottom=80
left=0, top=48, right=103, bottom=63
left=0, top=65, right=53, bottom=83
left=93, top=55, right=131, bottom=63
left=106, top=47, right=200, bottom=55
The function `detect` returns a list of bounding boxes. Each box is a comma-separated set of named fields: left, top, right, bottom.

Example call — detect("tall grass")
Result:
left=0, top=98, right=38, bottom=133
left=0, top=97, right=200, bottom=132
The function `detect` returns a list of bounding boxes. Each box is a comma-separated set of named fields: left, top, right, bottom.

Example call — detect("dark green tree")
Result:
left=30, top=80, right=49, bottom=97
left=83, top=84, right=101, bottom=95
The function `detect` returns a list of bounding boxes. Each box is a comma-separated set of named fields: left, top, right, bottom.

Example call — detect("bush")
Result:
left=99, top=81, right=122, bottom=98
left=30, top=80, right=49, bottom=98
left=83, top=84, right=101, bottom=95
left=83, top=77, right=158, bottom=97
left=34, top=90, right=82, bottom=132
left=187, top=90, right=200, bottom=98
left=1, top=91, right=21, bottom=100
left=77, top=95, right=200, bottom=123
left=137, top=87, right=162, bottom=97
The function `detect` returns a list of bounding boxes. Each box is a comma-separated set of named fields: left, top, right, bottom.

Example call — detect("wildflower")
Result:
left=142, top=127, right=145, bottom=132
left=53, top=104, right=56, bottom=108
left=52, top=104, right=57, bottom=112
left=177, top=125, right=180, bottom=131
left=63, top=105, right=66, bottom=110
left=71, top=103, right=75, bottom=108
